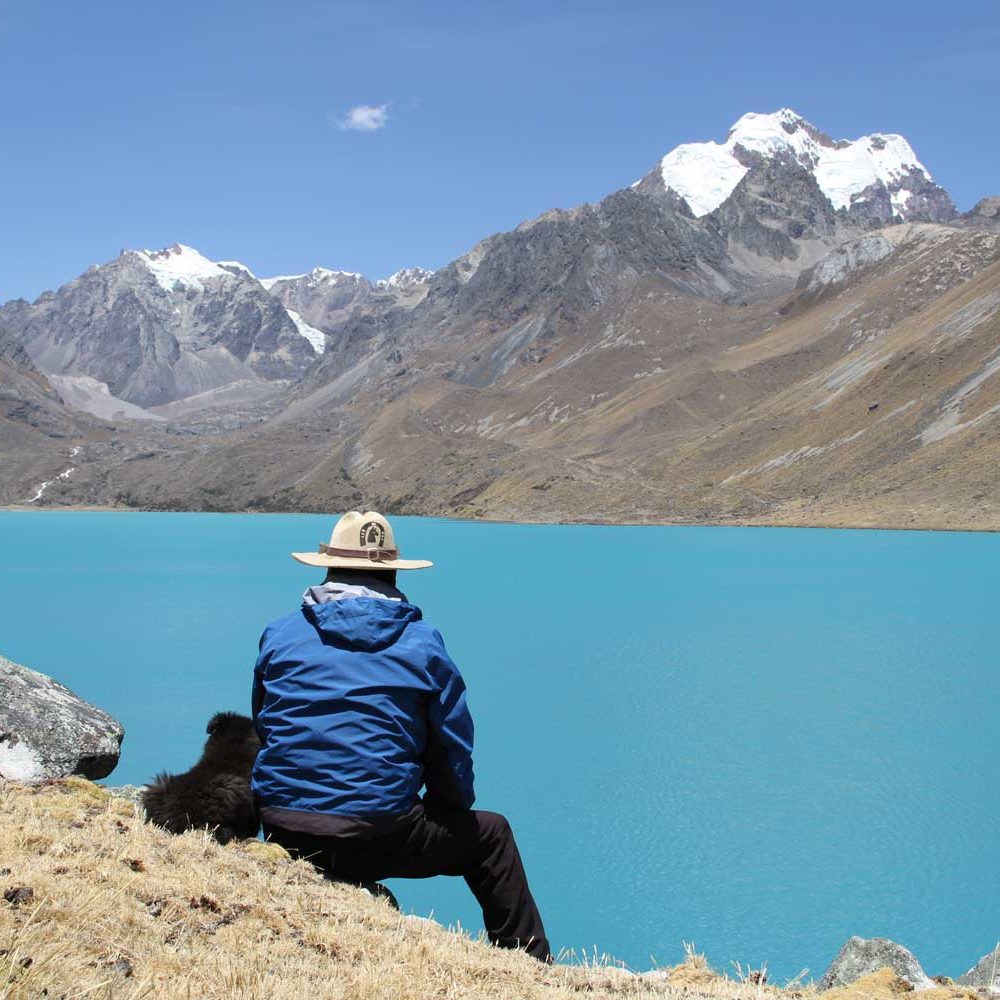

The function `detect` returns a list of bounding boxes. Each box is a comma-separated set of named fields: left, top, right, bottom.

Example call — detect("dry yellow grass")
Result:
left=820, top=969, right=980, bottom=1000
left=0, top=779, right=977, bottom=1000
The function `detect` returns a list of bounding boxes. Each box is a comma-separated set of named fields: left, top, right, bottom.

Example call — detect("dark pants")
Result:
left=263, top=806, right=551, bottom=962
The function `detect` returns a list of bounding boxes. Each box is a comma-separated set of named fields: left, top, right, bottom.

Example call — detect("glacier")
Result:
left=652, top=108, right=932, bottom=218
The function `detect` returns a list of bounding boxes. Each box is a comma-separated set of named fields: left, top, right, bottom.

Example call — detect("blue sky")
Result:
left=1, top=0, right=997, bottom=302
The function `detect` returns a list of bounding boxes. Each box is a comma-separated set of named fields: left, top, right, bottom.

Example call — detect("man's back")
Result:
left=252, top=591, right=475, bottom=833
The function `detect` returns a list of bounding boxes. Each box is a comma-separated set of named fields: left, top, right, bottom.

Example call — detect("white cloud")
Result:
left=339, top=104, right=389, bottom=132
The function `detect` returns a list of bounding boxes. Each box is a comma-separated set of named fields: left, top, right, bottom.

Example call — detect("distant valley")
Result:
left=2, top=109, right=999, bottom=530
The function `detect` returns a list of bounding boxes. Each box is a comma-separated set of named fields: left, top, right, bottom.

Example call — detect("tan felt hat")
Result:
left=292, top=510, right=432, bottom=571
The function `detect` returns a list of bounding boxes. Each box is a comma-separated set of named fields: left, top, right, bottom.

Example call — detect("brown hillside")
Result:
left=4, top=226, right=999, bottom=529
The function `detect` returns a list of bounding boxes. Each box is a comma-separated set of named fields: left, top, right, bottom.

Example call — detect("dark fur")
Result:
left=142, top=712, right=261, bottom=844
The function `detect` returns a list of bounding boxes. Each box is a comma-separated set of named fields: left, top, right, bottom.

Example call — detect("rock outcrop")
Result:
left=799, top=232, right=897, bottom=291
left=958, top=943, right=1000, bottom=993
left=962, top=197, right=1000, bottom=229
left=0, top=653, right=123, bottom=782
left=819, top=936, right=936, bottom=992
left=0, top=244, right=318, bottom=411
left=844, top=166, right=957, bottom=229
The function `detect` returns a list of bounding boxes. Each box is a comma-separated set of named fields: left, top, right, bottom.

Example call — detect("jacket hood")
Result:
left=302, top=576, right=407, bottom=606
left=302, top=598, right=422, bottom=652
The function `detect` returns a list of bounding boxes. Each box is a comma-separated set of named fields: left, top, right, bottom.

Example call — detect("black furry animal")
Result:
left=142, top=712, right=261, bottom=844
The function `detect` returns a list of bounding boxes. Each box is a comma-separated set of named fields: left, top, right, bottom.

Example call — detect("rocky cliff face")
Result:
left=0, top=245, right=319, bottom=409
left=304, top=187, right=771, bottom=411
left=263, top=267, right=433, bottom=337
left=844, top=164, right=957, bottom=229
left=706, top=156, right=843, bottom=266
left=0, top=324, right=37, bottom=369
left=262, top=269, right=374, bottom=334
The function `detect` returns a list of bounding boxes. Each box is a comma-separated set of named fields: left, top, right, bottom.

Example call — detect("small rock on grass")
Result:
left=957, top=943, right=1000, bottom=994
left=104, top=784, right=148, bottom=811
left=3, top=886, right=34, bottom=906
left=819, top=936, right=935, bottom=992
left=110, top=957, right=134, bottom=977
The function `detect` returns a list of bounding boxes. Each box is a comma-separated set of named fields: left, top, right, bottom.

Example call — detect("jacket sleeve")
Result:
left=422, top=629, right=475, bottom=810
left=250, top=627, right=271, bottom=736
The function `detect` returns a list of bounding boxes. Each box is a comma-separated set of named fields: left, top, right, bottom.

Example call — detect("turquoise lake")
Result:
left=1, top=511, right=997, bottom=979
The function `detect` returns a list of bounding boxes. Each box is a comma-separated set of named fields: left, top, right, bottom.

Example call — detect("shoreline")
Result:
left=1, top=502, right=998, bottom=534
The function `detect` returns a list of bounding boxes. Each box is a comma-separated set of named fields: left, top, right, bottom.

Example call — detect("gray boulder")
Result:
left=105, top=784, right=148, bottom=812
left=958, top=943, right=1000, bottom=993
left=0, top=654, right=123, bottom=782
left=819, top=936, right=935, bottom=992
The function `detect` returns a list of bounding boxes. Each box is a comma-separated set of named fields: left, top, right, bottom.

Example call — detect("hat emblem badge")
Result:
left=360, top=521, right=386, bottom=548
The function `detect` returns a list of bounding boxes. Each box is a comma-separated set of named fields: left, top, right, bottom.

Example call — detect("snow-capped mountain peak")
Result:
left=122, top=244, right=326, bottom=355
left=376, top=267, right=434, bottom=290
left=259, top=267, right=365, bottom=291
left=652, top=109, right=933, bottom=218
left=130, top=244, right=232, bottom=291
left=217, top=260, right=256, bottom=279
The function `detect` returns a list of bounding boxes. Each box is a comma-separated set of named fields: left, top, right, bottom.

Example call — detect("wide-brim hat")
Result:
left=292, top=510, right=432, bottom=571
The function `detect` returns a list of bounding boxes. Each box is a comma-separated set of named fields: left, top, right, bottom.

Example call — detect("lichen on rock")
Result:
left=0, top=653, right=123, bottom=782
left=957, top=942, right=1000, bottom=994
left=819, top=936, right=936, bottom=992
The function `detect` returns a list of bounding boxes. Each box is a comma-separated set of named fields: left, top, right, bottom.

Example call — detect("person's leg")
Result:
left=332, top=807, right=551, bottom=963
left=261, top=823, right=333, bottom=869
left=261, top=822, right=399, bottom=905
left=456, top=810, right=551, bottom=964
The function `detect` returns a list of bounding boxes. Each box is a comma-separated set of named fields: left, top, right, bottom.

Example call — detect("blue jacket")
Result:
left=250, top=595, right=475, bottom=835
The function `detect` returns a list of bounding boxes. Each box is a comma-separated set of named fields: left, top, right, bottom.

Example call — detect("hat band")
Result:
left=319, top=542, right=399, bottom=563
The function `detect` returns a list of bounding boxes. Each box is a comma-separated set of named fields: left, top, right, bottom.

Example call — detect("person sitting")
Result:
left=251, top=510, right=551, bottom=962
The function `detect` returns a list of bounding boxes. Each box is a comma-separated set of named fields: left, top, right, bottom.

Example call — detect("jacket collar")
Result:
left=302, top=574, right=407, bottom=606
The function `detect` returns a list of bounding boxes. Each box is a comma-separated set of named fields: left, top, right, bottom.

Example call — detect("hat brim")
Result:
left=291, top=552, right=433, bottom=571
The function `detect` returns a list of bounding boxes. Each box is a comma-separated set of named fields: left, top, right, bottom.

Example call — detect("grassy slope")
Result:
left=0, top=780, right=985, bottom=1000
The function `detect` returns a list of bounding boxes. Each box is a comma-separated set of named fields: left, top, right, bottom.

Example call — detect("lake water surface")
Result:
left=1, top=511, right=997, bottom=980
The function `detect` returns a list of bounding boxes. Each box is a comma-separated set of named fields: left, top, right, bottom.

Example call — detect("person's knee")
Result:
left=477, top=810, right=513, bottom=843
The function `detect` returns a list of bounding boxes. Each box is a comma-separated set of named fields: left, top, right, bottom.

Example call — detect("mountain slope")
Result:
left=1, top=110, right=997, bottom=528
left=32, top=221, right=999, bottom=529
left=294, top=163, right=851, bottom=410
left=0, top=325, right=103, bottom=505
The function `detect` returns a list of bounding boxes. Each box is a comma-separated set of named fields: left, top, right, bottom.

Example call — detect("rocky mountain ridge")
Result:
left=1, top=109, right=998, bottom=529
left=0, top=244, right=318, bottom=414
left=2, top=109, right=955, bottom=424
